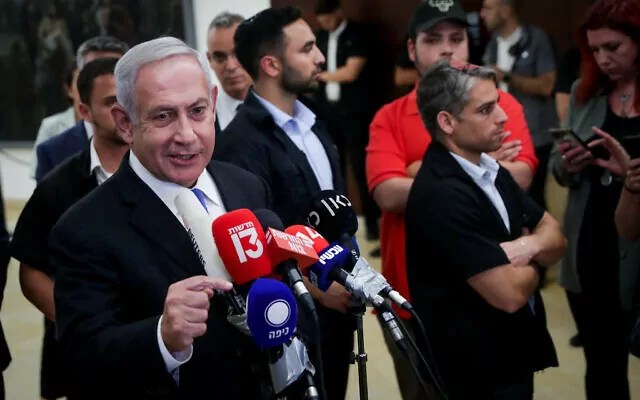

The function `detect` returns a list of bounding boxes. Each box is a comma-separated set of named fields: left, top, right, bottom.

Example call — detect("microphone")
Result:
left=211, top=208, right=274, bottom=334
left=306, top=190, right=413, bottom=311
left=175, top=190, right=247, bottom=326
left=211, top=209, right=272, bottom=287
left=174, top=189, right=230, bottom=280
left=304, top=227, right=409, bottom=353
left=246, top=278, right=298, bottom=348
left=247, top=278, right=319, bottom=399
left=253, top=209, right=318, bottom=314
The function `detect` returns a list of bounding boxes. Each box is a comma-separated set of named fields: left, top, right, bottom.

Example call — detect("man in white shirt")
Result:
left=47, top=37, right=270, bottom=398
left=206, top=12, right=252, bottom=134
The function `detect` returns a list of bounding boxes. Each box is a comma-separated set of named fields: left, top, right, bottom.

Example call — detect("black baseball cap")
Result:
left=408, top=0, right=468, bottom=37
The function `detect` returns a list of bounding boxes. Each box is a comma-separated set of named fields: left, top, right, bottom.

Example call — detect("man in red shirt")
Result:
left=366, top=1, right=538, bottom=398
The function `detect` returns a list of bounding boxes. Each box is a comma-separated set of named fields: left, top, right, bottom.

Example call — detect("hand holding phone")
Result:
left=549, top=128, right=609, bottom=159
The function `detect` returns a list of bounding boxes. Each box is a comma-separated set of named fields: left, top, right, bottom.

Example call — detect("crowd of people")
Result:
left=0, top=0, right=639, bottom=399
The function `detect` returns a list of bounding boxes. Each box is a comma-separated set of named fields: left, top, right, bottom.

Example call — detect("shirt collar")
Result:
left=83, top=120, right=94, bottom=139
left=217, top=87, right=244, bottom=114
left=450, top=152, right=500, bottom=183
left=329, top=20, right=348, bottom=38
left=89, top=139, right=112, bottom=184
left=254, top=91, right=316, bottom=133
left=128, top=151, right=223, bottom=215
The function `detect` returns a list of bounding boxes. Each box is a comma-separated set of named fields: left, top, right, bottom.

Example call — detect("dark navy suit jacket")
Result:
left=35, top=121, right=89, bottom=182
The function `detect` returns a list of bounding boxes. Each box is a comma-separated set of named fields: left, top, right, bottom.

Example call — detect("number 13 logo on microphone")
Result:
left=230, top=223, right=264, bottom=263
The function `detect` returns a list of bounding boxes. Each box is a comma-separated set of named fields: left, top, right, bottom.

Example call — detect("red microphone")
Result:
left=285, top=225, right=330, bottom=254
left=284, top=225, right=329, bottom=251
left=212, top=208, right=272, bottom=286
left=265, top=227, right=319, bottom=271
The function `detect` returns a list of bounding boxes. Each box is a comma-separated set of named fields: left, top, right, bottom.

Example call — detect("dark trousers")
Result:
left=445, top=373, right=533, bottom=400
left=529, top=143, right=552, bottom=210
left=323, top=103, right=380, bottom=237
left=318, top=308, right=355, bottom=400
left=566, top=290, right=631, bottom=400
left=41, top=318, right=67, bottom=399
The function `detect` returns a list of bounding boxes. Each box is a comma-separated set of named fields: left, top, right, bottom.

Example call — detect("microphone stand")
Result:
left=349, top=300, right=369, bottom=400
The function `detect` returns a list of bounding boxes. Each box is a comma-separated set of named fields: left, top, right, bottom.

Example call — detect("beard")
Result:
left=281, top=60, right=319, bottom=95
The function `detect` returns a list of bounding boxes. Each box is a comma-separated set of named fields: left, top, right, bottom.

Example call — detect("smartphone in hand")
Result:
left=549, top=128, right=609, bottom=159
left=621, top=134, right=640, bottom=159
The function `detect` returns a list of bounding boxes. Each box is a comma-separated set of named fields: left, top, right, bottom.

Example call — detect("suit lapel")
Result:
left=114, top=156, right=206, bottom=277
left=208, top=162, right=243, bottom=211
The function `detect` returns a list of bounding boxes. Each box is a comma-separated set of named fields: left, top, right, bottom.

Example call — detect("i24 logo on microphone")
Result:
left=308, top=194, right=352, bottom=226
left=229, top=221, right=264, bottom=263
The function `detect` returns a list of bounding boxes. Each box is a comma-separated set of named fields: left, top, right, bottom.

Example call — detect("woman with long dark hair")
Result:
left=550, top=0, right=640, bottom=398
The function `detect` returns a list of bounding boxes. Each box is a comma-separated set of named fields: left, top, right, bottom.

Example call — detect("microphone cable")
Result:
left=390, top=307, right=449, bottom=400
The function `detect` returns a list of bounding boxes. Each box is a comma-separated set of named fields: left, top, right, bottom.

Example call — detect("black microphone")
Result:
left=306, top=190, right=413, bottom=311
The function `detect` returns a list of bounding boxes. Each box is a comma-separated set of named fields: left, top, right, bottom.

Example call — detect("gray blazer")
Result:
left=550, top=82, right=640, bottom=309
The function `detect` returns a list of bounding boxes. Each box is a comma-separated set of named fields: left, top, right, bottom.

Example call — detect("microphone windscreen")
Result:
left=254, top=208, right=285, bottom=231
left=174, top=189, right=230, bottom=280
left=306, top=190, right=358, bottom=242
left=212, top=209, right=272, bottom=285
left=308, top=242, right=351, bottom=291
left=247, top=278, right=298, bottom=348
left=284, top=225, right=328, bottom=250
left=265, top=227, right=319, bottom=269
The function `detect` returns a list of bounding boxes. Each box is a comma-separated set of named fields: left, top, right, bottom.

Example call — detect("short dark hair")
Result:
left=417, top=60, right=496, bottom=140
left=208, top=11, right=245, bottom=32
left=234, top=6, right=302, bottom=80
left=76, top=36, right=129, bottom=69
left=315, top=0, right=341, bottom=15
left=77, top=57, right=118, bottom=105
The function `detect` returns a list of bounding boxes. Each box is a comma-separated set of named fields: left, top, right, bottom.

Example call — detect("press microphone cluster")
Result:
left=208, top=208, right=322, bottom=398
left=305, top=190, right=413, bottom=312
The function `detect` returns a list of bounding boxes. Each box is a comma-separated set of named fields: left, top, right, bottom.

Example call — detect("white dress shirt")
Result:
left=254, top=93, right=334, bottom=190
left=89, top=139, right=113, bottom=185
left=451, top=152, right=510, bottom=231
left=129, top=151, right=227, bottom=382
left=496, top=27, right=522, bottom=92
left=325, top=20, right=348, bottom=102
left=215, top=87, right=244, bottom=131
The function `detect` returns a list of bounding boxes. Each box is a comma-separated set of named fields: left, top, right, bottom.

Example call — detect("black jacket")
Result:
left=50, top=155, right=271, bottom=399
left=215, top=90, right=344, bottom=226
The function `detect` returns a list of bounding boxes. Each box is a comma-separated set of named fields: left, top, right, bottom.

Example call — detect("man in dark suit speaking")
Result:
left=49, top=37, right=270, bottom=398
left=406, top=61, right=566, bottom=399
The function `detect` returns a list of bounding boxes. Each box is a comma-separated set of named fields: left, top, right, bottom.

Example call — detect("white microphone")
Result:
left=174, top=189, right=230, bottom=281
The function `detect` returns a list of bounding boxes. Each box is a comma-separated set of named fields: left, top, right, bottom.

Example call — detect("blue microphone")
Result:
left=308, top=242, right=352, bottom=292
left=246, top=278, right=297, bottom=348
left=246, top=278, right=319, bottom=399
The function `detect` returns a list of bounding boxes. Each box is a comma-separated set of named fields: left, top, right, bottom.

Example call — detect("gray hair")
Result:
left=417, top=60, right=496, bottom=140
left=208, top=11, right=245, bottom=32
left=114, top=36, right=214, bottom=124
left=76, top=36, right=129, bottom=70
